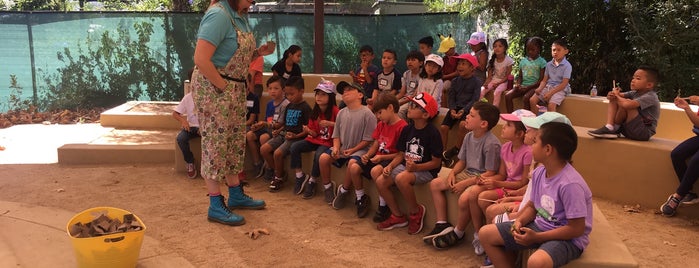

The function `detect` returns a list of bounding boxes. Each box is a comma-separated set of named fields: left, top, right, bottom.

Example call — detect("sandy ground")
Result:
left=0, top=163, right=698, bottom=267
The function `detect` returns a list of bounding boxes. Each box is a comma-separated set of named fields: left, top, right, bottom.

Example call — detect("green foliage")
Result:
left=40, top=20, right=179, bottom=110
left=13, top=0, right=65, bottom=11
left=323, top=25, right=359, bottom=73
left=5, top=75, right=32, bottom=112
left=481, top=0, right=698, bottom=100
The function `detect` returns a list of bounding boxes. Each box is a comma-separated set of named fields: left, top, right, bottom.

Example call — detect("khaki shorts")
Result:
left=454, top=170, right=481, bottom=183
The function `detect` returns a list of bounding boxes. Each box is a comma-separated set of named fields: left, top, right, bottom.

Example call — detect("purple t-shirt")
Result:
left=501, top=142, right=532, bottom=183
left=530, top=163, right=593, bottom=251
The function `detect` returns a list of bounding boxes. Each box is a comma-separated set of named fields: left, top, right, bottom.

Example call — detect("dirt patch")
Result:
left=1, top=164, right=698, bottom=267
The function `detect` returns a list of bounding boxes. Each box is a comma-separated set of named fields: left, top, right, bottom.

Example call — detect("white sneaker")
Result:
left=472, top=232, right=485, bottom=255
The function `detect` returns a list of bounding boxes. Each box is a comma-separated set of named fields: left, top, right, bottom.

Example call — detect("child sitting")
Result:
left=370, top=49, right=402, bottom=108
left=476, top=109, right=534, bottom=266
left=440, top=53, right=483, bottom=167
left=529, top=39, right=572, bottom=114
left=425, top=102, right=501, bottom=253
left=247, top=76, right=289, bottom=178
left=417, top=54, right=445, bottom=106
left=466, top=31, right=488, bottom=85
left=661, top=95, right=699, bottom=216
left=349, top=45, right=380, bottom=105
left=504, top=37, right=546, bottom=113
left=397, top=50, right=425, bottom=120
left=479, top=122, right=593, bottom=268
left=587, top=66, right=660, bottom=141
left=289, top=80, right=339, bottom=197
left=349, top=93, right=407, bottom=219
left=260, top=76, right=312, bottom=192
left=418, top=36, right=434, bottom=57
left=271, top=45, right=302, bottom=80
left=319, top=81, right=376, bottom=205
left=485, top=112, right=572, bottom=225
left=480, top=38, right=514, bottom=107
left=376, top=92, right=442, bottom=235
left=173, top=91, right=201, bottom=179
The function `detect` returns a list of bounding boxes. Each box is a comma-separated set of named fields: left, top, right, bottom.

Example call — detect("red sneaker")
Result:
left=377, top=214, right=408, bottom=231
left=186, top=163, right=197, bottom=179
left=408, top=204, right=426, bottom=235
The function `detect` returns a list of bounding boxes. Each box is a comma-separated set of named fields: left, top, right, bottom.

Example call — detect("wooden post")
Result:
left=313, top=0, right=324, bottom=74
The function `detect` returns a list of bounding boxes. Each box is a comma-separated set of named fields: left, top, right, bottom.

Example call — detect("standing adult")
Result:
left=192, top=0, right=275, bottom=226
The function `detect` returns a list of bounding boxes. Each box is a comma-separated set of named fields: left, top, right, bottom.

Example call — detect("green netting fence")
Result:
left=0, top=11, right=474, bottom=110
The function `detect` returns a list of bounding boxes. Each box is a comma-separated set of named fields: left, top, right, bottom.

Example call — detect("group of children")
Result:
left=171, top=33, right=678, bottom=267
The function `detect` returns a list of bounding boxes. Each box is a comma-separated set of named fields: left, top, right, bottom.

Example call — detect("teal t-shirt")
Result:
left=197, top=2, right=251, bottom=67
left=519, top=56, right=547, bottom=86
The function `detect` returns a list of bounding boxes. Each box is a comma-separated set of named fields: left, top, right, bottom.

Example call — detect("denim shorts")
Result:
left=356, top=159, right=392, bottom=180
left=495, top=221, right=582, bottom=267
left=323, top=148, right=363, bottom=167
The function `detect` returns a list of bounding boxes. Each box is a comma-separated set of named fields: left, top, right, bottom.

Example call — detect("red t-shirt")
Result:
left=249, top=56, right=264, bottom=85
left=305, top=106, right=340, bottom=147
left=373, top=119, right=408, bottom=155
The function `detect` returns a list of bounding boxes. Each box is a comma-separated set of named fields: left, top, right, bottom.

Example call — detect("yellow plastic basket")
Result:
left=66, top=207, right=146, bottom=268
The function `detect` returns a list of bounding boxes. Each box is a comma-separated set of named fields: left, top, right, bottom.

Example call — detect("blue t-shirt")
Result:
left=545, top=57, right=572, bottom=94
left=354, top=64, right=380, bottom=101
left=197, top=1, right=251, bottom=67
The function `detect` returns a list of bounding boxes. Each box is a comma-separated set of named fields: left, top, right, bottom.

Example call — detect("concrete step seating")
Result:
left=65, top=73, right=696, bottom=268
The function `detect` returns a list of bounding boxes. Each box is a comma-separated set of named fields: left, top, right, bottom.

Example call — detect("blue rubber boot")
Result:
left=207, top=195, right=245, bottom=226
left=228, top=185, right=266, bottom=209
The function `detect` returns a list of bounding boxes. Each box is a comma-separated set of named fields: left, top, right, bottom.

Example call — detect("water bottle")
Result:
left=590, top=85, right=598, bottom=97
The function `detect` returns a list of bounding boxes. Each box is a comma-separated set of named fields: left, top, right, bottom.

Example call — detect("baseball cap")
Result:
left=315, top=79, right=336, bottom=94
left=437, top=34, right=456, bottom=53
left=408, top=92, right=439, bottom=118
left=336, top=81, right=364, bottom=94
left=425, top=54, right=444, bottom=68
left=467, top=32, right=486, bottom=46
left=453, top=54, right=479, bottom=68
left=521, top=112, right=572, bottom=129
left=500, top=109, right=536, bottom=122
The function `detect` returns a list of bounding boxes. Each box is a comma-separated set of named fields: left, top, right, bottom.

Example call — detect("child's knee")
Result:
left=478, top=224, right=501, bottom=245
left=395, top=172, right=414, bottom=186
left=527, top=250, right=554, bottom=268
left=273, top=148, right=285, bottom=158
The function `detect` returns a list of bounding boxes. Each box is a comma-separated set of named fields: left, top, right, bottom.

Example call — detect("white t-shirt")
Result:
left=492, top=55, right=514, bottom=81
left=174, top=93, right=199, bottom=127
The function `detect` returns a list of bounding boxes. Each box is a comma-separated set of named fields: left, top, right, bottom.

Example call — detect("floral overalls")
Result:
left=191, top=4, right=256, bottom=182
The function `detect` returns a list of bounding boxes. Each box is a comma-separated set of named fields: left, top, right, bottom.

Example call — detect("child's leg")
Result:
left=310, top=146, right=329, bottom=179
left=260, top=142, right=275, bottom=169
left=529, top=94, right=540, bottom=114
left=455, top=188, right=474, bottom=232
left=492, top=82, right=509, bottom=107
left=395, top=170, right=419, bottom=213
left=348, top=161, right=363, bottom=193
left=429, top=176, right=451, bottom=222
left=521, top=88, right=536, bottom=111
left=245, top=130, right=259, bottom=164
left=479, top=223, right=518, bottom=267
left=343, top=158, right=360, bottom=190
left=480, top=82, right=494, bottom=99
left=504, top=88, right=526, bottom=113
left=176, top=129, right=196, bottom=164
left=376, top=166, right=401, bottom=216
left=318, top=150, right=334, bottom=185
left=439, top=124, right=451, bottom=150
left=455, top=122, right=468, bottom=149
left=528, top=250, right=555, bottom=268
left=478, top=190, right=500, bottom=213
left=618, top=102, right=637, bottom=124
left=547, top=102, right=557, bottom=112
left=259, top=132, right=271, bottom=145
left=467, top=185, right=488, bottom=231
left=273, top=141, right=292, bottom=178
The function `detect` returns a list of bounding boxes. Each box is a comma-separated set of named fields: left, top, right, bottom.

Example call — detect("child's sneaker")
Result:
left=422, top=222, right=453, bottom=245
left=332, top=184, right=348, bottom=210
left=302, top=181, right=317, bottom=199
left=480, top=255, right=494, bottom=268
left=186, top=163, right=197, bottom=179
left=356, top=195, right=370, bottom=218
left=472, top=232, right=485, bottom=255
left=432, top=228, right=463, bottom=249
left=323, top=182, right=336, bottom=204
left=373, top=205, right=390, bottom=223
left=681, top=192, right=699, bottom=205
left=442, top=146, right=459, bottom=160
left=377, top=214, right=408, bottom=231
left=661, top=194, right=681, bottom=217
left=407, top=204, right=426, bottom=235
left=587, top=126, right=619, bottom=139
left=269, top=178, right=285, bottom=192
left=294, top=174, right=309, bottom=195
